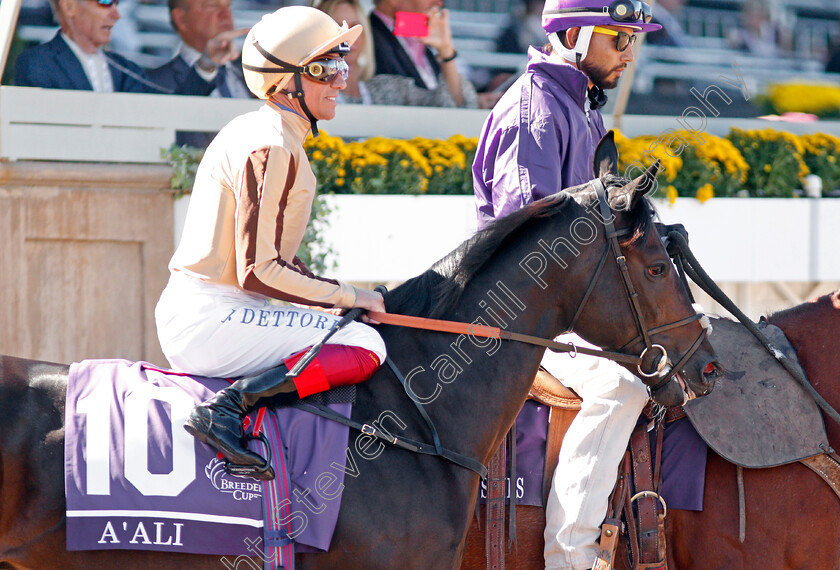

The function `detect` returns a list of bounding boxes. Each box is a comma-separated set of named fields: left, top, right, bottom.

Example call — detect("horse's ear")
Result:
left=593, top=131, right=619, bottom=178
left=628, top=160, right=660, bottom=208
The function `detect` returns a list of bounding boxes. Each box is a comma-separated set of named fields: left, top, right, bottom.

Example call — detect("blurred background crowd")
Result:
left=5, top=0, right=840, bottom=117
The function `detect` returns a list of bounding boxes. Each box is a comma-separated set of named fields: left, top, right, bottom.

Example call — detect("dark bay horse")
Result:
left=662, top=289, right=840, bottom=569
left=0, top=134, right=721, bottom=569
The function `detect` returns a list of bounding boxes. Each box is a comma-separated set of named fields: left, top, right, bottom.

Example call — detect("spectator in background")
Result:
left=827, top=47, right=840, bottom=73
left=496, top=0, right=546, bottom=55
left=369, top=0, right=499, bottom=108
left=316, top=0, right=478, bottom=106
left=647, top=0, right=690, bottom=47
left=14, top=0, right=205, bottom=92
left=147, top=0, right=251, bottom=98
left=726, top=0, right=786, bottom=56
left=483, top=0, right=544, bottom=92
left=826, top=19, right=840, bottom=73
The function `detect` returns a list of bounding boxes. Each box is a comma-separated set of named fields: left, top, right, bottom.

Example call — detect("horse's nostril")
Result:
left=702, top=361, right=723, bottom=383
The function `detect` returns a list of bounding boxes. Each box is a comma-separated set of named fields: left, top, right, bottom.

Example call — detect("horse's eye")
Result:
left=647, top=263, right=666, bottom=278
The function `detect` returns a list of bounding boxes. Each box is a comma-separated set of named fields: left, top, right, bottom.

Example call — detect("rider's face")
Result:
left=301, top=55, right=348, bottom=121
left=579, top=25, right=636, bottom=90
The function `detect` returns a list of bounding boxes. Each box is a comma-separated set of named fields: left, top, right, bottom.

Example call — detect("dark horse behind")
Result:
left=0, top=133, right=721, bottom=569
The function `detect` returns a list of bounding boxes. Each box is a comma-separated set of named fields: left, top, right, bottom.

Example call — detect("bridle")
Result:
left=281, top=181, right=714, bottom=479
left=366, top=179, right=711, bottom=398
left=562, top=178, right=709, bottom=397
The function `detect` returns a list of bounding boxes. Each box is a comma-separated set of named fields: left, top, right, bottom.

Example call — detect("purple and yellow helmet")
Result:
left=542, top=0, right=662, bottom=33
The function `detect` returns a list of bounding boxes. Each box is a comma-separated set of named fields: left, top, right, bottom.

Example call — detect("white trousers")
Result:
left=543, top=333, right=649, bottom=570
left=155, top=272, right=386, bottom=378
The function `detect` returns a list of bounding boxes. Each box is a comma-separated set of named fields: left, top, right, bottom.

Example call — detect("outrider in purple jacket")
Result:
left=473, top=47, right=607, bottom=230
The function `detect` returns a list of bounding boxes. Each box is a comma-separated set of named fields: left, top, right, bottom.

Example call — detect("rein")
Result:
left=368, top=311, right=643, bottom=366
left=372, top=181, right=708, bottom=400
left=666, top=230, right=840, bottom=427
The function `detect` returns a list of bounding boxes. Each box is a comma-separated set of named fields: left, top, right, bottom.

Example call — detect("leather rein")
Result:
left=372, top=180, right=708, bottom=399
left=285, top=183, right=709, bottom=482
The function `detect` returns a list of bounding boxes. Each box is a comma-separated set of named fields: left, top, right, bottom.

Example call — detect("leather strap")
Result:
left=486, top=439, right=506, bottom=570
left=542, top=405, right=579, bottom=506
left=594, top=454, right=627, bottom=570
left=367, top=311, right=644, bottom=366
left=800, top=453, right=840, bottom=503
left=592, top=519, right=621, bottom=570
left=629, top=425, right=663, bottom=567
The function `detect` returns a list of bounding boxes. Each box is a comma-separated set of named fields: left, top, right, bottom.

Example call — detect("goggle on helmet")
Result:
left=542, top=0, right=662, bottom=34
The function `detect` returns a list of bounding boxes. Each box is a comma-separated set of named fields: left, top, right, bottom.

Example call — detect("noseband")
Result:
left=563, top=180, right=709, bottom=397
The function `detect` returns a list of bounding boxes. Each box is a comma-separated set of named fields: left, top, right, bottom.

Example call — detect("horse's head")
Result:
left=564, top=131, right=722, bottom=407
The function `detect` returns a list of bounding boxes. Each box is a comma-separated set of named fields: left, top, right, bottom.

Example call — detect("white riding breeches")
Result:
left=155, top=272, right=387, bottom=379
left=543, top=333, right=649, bottom=570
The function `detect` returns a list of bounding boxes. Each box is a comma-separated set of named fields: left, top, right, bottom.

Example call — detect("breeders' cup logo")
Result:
left=205, top=458, right=263, bottom=501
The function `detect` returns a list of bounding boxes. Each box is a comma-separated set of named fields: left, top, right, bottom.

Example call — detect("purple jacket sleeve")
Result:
left=473, top=82, right=568, bottom=229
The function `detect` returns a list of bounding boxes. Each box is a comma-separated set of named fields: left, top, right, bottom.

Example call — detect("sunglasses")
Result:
left=303, top=58, right=349, bottom=83
left=89, top=0, right=120, bottom=7
left=592, top=26, right=637, bottom=51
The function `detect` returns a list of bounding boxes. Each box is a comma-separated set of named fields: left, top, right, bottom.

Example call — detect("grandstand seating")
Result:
left=8, top=0, right=840, bottom=97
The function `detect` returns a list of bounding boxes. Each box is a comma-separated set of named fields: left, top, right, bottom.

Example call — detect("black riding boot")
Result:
left=184, top=364, right=298, bottom=473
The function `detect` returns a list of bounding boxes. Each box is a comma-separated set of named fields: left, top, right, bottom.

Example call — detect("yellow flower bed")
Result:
left=726, top=128, right=809, bottom=197
left=763, top=83, right=840, bottom=118
left=167, top=127, right=840, bottom=199
left=304, top=132, right=475, bottom=195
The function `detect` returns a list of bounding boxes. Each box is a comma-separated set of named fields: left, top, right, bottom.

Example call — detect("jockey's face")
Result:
left=567, top=25, right=637, bottom=90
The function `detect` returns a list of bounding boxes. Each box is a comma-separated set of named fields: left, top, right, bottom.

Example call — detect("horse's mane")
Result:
left=385, top=176, right=656, bottom=319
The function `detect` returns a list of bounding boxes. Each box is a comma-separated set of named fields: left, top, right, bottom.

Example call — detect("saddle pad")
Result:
left=65, top=359, right=351, bottom=556
left=650, top=417, right=707, bottom=511
left=478, top=400, right=548, bottom=507
left=684, top=318, right=829, bottom=468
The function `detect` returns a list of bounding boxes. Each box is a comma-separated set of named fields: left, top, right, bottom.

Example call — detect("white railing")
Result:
left=0, top=86, right=491, bottom=163
left=172, top=194, right=840, bottom=284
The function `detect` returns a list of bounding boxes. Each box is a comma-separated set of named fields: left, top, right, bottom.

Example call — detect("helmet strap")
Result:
left=550, top=26, right=594, bottom=69
left=286, top=72, right=320, bottom=137
left=246, top=40, right=321, bottom=134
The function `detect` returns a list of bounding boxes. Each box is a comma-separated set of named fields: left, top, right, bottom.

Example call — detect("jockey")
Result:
left=155, top=6, right=387, bottom=479
left=472, top=0, right=660, bottom=567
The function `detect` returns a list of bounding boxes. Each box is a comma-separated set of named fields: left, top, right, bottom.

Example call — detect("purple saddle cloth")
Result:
left=65, top=359, right=352, bottom=558
left=484, top=400, right=708, bottom=511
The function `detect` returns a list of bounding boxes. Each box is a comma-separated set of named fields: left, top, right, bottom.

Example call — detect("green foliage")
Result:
left=800, top=133, right=840, bottom=195
left=161, top=144, right=204, bottom=196
left=725, top=128, right=808, bottom=197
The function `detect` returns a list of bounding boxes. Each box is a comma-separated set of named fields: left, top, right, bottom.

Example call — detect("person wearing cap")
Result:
left=471, top=1, right=660, bottom=567
left=14, top=0, right=210, bottom=93
left=155, top=6, right=387, bottom=480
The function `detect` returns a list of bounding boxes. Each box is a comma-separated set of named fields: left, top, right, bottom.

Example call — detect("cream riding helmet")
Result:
left=541, top=0, right=661, bottom=67
left=242, top=6, right=362, bottom=135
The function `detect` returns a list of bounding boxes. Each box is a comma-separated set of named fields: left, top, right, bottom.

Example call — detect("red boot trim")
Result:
left=284, top=344, right=381, bottom=398
left=284, top=348, right=329, bottom=398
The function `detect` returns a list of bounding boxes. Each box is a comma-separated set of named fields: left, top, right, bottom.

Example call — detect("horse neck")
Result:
left=415, top=220, right=601, bottom=462
left=769, top=292, right=840, bottom=363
